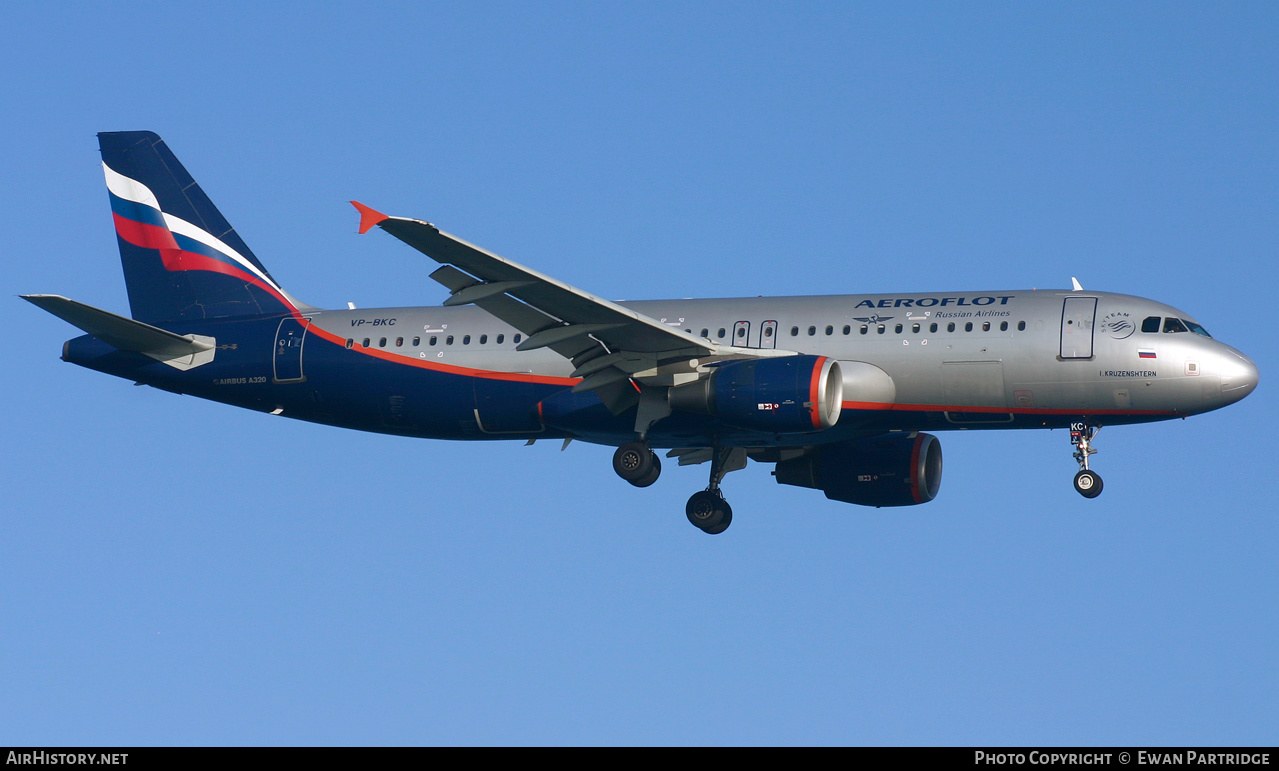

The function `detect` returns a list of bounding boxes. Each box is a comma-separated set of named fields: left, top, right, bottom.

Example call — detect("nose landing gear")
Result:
left=1070, top=422, right=1103, bottom=498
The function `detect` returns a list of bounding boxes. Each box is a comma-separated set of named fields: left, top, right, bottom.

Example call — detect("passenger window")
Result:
left=860, top=325, right=868, bottom=335
left=930, top=323, right=938, bottom=333
left=790, top=326, right=799, bottom=336
left=1142, top=316, right=1161, bottom=333
left=718, top=328, right=726, bottom=338
left=982, top=322, right=990, bottom=332
left=912, top=323, right=920, bottom=333
left=1163, top=318, right=1188, bottom=333
left=999, top=322, right=1007, bottom=332
left=877, top=325, right=885, bottom=335
left=964, top=322, right=973, bottom=332
left=497, top=334, right=504, bottom=344
left=842, top=325, right=851, bottom=335
left=395, top=337, right=404, bottom=347
left=362, top=338, right=370, bottom=348
left=808, top=326, right=816, bottom=336
left=429, top=336, right=437, bottom=346
left=947, top=323, right=955, bottom=332
left=825, top=325, right=833, bottom=336
left=446, top=335, right=454, bottom=345
left=463, top=335, right=471, bottom=345
left=480, top=334, right=487, bottom=344
left=378, top=337, right=387, bottom=347
left=345, top=339, right=354, bottom=349
left=737, top=327, right=747, bottom=339
left=1017, top=321, right=1026, bottom=331
left=412, top=336, right=420, bottom=346
left=513, top=334, right=522, bottom=344
left=700, top=328, right=708, bottom=338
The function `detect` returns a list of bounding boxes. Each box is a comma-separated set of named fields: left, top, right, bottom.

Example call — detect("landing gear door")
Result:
left=732, top=320, right=751, bottom=348
left=1060, top=297, right=1097, bottom=360
left=273, top=316, right=310, bottom=382
left=759, top=320, right=777, bottom=349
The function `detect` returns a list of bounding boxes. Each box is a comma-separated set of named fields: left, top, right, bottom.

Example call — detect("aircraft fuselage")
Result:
left=63, top=288, right=1257, bottom=448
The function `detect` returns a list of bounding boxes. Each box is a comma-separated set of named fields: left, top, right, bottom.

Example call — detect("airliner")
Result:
left=24, top=132, right=1259, bottom=534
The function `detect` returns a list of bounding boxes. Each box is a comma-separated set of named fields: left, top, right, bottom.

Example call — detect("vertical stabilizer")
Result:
left=98, top=131, right=304, bottom=323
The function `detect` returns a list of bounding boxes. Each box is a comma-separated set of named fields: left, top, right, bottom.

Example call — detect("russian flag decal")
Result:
left=1138, top=349, right=1157, bottom=359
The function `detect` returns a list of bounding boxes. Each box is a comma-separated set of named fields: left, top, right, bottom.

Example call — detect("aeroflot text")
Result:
left=855, top=295, right=1015, bottom=309
left=974, top=752, right=1270, bottom=765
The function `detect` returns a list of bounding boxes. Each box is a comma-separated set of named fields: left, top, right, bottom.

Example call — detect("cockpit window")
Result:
left=1141, top=316, right=1161, bottom=333
left=1163, top=317, right=1189, bottom=333
left=1184, top=320, right=1212, bottom=338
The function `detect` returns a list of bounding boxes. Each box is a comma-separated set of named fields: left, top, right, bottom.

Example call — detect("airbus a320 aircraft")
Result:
left=25, top=132, right=1259, bottom=534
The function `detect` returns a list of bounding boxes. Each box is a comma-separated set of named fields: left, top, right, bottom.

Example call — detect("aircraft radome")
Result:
left=24, top=132, right=1260, bottom=534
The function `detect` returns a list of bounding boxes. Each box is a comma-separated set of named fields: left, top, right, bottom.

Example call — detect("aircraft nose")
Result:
left=1218, top=350, right=1259, bottom=404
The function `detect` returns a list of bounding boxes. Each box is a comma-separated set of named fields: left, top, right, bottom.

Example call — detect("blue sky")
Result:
left=2, top=2, right=1274, bottom=745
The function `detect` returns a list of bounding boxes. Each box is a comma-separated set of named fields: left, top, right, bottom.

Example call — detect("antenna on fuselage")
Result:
left=1071, top=277, right=1084, bottom=291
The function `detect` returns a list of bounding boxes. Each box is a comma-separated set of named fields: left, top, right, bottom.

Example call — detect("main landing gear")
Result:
left=1070, top=422, right=1103, bottom=499
left=686, top=490, right=732, bottom=535
left=611, top=441, right=745, bottom=535
left=613, top=441, right=661, bottom=488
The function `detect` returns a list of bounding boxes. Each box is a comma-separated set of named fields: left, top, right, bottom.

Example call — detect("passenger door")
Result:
left=273, top=317, right=310, bottom=382
left=1060, top=297, right=1097, bottom=359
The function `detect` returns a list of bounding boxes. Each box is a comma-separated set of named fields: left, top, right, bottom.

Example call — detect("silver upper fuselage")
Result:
left=307, top=287, right=1258, bottom=433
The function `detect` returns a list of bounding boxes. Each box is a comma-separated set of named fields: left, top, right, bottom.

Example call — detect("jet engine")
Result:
left=774, top=433, right=943, bottom=507
left=669, top=355, right=843, bottom=433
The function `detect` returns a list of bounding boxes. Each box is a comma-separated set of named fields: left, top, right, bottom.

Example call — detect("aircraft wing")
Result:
left=352, top=202, right=773, bottom=413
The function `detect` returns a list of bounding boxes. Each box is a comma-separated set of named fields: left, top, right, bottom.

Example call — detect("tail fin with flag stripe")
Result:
left=98, top=131, right=307, bottom=324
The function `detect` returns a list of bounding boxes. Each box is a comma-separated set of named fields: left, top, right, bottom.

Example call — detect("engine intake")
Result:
left=775, top=433, right=943, bottom=507
left=670, top=355, right=843, bottom=433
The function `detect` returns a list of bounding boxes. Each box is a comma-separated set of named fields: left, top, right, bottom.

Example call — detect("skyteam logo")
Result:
left=1101, top=311, right=1136, bottom=340
left=102, top=162, right=297, bottom=311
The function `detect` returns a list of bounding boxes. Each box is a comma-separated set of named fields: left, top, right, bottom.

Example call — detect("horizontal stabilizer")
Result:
left=21, top=294, right=214, bottom=360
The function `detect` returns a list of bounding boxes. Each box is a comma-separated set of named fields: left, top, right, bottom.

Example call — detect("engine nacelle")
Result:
left=669, top=355, right=843, bottom=433
left=774, top=433, right=943, bottom=507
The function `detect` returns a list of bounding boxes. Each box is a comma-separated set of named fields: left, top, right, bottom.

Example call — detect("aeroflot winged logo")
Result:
left=102, top=162, right=296, bottom=310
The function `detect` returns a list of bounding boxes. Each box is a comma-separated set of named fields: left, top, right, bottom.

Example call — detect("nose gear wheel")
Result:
left=1069, top=423, right=1104, bottom=499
